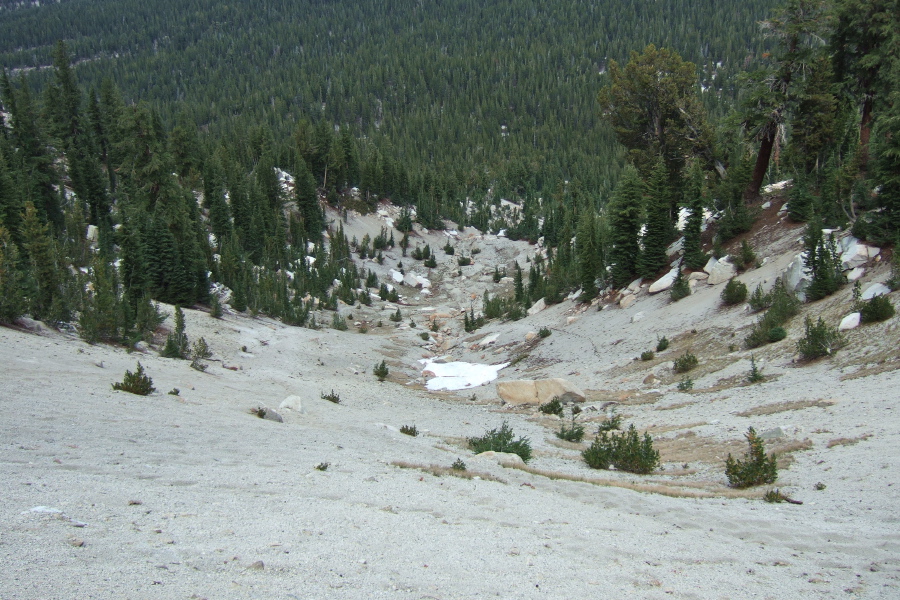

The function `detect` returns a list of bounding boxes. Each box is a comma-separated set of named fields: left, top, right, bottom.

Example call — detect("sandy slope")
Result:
left=2, top=204, right=900, bottom=599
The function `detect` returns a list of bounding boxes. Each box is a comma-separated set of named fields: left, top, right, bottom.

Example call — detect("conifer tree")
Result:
left=0, top=225, right=24, bottom=323
left=295, top=160, right=322, bottom=242
left=803, top=215, right=845, bottom=300
left=639, top=157, right=674, bottom=278
left=682, top=162, right=708, bottom=270
left=575, top=210, right=600, bottom=301
left=608, top=168, right=644, bottom=288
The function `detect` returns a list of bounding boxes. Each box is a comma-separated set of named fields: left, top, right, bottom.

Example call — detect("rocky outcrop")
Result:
left=862, top=283, right=891, bottom=300
left=497, top=379, right=585, bottom=406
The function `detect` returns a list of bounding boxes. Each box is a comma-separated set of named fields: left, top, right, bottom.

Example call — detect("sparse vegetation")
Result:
left=161, top=306, right=190, bottom=359
left=721, top=278, right=748, bottom=305
left=321, top=390, right=341, bottom=404
left=457, top=256, right=472, bottom=267
left=656, top=336, right=669, bottom=352
left=747, top=355, right=764, bottom=383
left=331, top=312, right=348, bottom=331
left=677, top=377, right=694, bottom=391
left=640, top=350, right=655, bottom=361
left=468, top=422, right=532, bottom=463
left=669, top=268, right=690, bottom=301
left=745, top=280, right=801, bottom=348
left=596, top=412, right=623, bottom=433
left=539, top=396, right=564, bottom=416
left=315, top=462, right=330, bottom=471
left=763, top=488, right=801, bottom=504
left=539, top=327, right=552, bottom=338
left=725, top=427, right=777, bottom=488
left=112, top=362, right=155, bottom=396
left=859, top=294, right=895, bottom=323
left=400, top=424, right=419, bottom=437
left=555, top=411, right=585, bottom=443
left=168, top=388, right=180, bottom=396
left=419, top=332, right=430, bottom=341
left=389, top=308, right=402, bottom=322
left=373, top=360, right=389, bottom=382
left=797, top=316, right=843, bottom=360
left=582, top=425, right=659, bottom=474
left=451, top=458, right=467, bottom=471
left=673, top=351, right=699, bottom=373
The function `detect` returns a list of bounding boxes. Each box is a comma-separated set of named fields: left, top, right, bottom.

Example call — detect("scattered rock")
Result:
left=862, top=283, right=891, bottom=300
left=525, top=331, right=538, bottom=342
left=688, top=271, right=708, bottom=281
left=16, top=317, right=43, bottom=332
left=278, top=396, right=303, bottom=412
left=627, top=278, right=643, bottom=293
left=631, top=311, right=645, bottom=323
left=619, top=294, right=637, bottom=309
left=69, top=538, right=85, bottom=548
left=247, top=560, right=265, bottom=570
left=472, top=451, right=525, bottom=467
left=648, top=269, right=678, bottom=294
left=479, top=333, right=500, bottom=347
left=839, top=313, right=861, bottom=331
left=566, top=316, right=578, bottom=325
left=527, top=298, right=546, bottom=316
left=666, top=237, right=684, bottom=256
left=759, top=427, right=785, bottom=441
left=840, top=237, right=880, bottom=270
left=704, top=257, right=737, bottom=285
left=846, top=267, right=866, bottom=281
left=497, top=379, right=585, bottom=406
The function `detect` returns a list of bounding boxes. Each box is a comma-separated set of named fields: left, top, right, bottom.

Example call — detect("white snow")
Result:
left=419, top=359, right=508, bottom=391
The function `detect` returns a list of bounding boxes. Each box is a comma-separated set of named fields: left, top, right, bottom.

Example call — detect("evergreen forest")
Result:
left=0, top=0, right=898, bottom=340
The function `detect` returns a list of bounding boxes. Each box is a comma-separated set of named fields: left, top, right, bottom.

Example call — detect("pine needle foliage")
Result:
left=725, top=427, right=777, bottom=488
left=468, top=422, right=532, bottom=463
left=582, top=425, right=659, bottom=474
left=112, top=362, right=155, bottom=396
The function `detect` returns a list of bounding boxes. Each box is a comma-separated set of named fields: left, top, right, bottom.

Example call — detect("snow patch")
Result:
left=419, top=359, right=509, bottom=391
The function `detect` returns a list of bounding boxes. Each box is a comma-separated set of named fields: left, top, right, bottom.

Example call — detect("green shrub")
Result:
left=468, top=422, right=532, bottom=463
left=315, top=462, right=330, bottom=471
left=596, top=412, right=622, bottom=433
left=331, top=312, right=348, bottom=331
left=161, top=306, right=189, bottom=359
left=763, top=488, right=799, bottom=503
left=389, top=308, right=402, bottom=322
left=748, top=284, right=771, bottom=312
left=191, top=337, right=212, bottom=360
left=321, top=390, right=341, bottom=404
left=676, top=377, right=694, bottom=391
left=555, top=413, right=585, bottom=443
left=721, top=278, right=748, bottom=305
left=745, top=281, right=800, bottom=348
left=582, top=425, right=659, bottom=474
left=373, top=360, right=389, bottom=382
left=538, top=396, right=564, bottom=416
left=400, top=424, right=419, bottom=437
left=656, top=336, right=669, bottom=352
left=419, top=332, right=430, bottom=341
left=673, top=351, right=698, bottom=373
left=112, top=362, right=155, bottom=396
left=797, top=316, right=843, bottom=360
left=725, top=427, right=777, bottom=488
left=669, top=268, right=690, bottom=301
left=640, top=350, right=655, bottom=361
left=767, top=326, right=787, bottom=342
left=747, top=355, right=764, bottom=383
left=538, top=327, right=552, bottom=338
left=859, top=294, right=895, bottom=323
left=443, top=242, right=455, bottom=255
left=457, top=256, right=472, bottom=266
left=424, top=256, right=437, bottom=268
left=451, top=458, right=467, bottom=471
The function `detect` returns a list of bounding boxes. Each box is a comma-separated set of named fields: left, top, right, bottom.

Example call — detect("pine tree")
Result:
left=682, top=162, right=708, bottom=270
left=21, top=202, right=64, bottom=321
left=162, top=305, right=190, bottom=359
left=295, top=160, right=322, bottom=242
left=803, top=215, right=845, bottom=301
left=608, top=168, right=644, bottom=288
left=0, top=225, right=24, bottom=323
left=575, top=210, right=599, bottom=301
left=639, top=157, right=674, bottom=278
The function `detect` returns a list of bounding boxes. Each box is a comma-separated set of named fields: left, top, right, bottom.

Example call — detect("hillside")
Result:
left=2, top=194, right=899, bottom=599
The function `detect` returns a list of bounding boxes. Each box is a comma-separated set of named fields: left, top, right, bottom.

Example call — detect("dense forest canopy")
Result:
left=0, top=0, right=781, bottom=198
left=0, top=0, right=897, bottom=339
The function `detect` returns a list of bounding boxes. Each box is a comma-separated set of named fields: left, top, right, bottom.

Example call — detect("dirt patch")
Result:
left=737, top=398, right=835, bottom=417
left=827, top=433, right=873, bottom=448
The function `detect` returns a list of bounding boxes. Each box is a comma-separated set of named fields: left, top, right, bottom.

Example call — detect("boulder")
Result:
left=627, top=278, right=643, bottom=293
left=566, top=316, right=578, bottom=325
left=525, top=331, right=538, bottom=342
left=648, top=269, right=678, bottom=294
left=839, top=313, right=861, bottom=331
left=278, top=395, right=304, bottom=412
left=261, top=408, right=283, bottom=423
left=688, top=271, right=708, bottom=281
left=781, top=254, right=810, bottom=300
left=862, top=283, right=891, bottom=300
left=631, top=311, right=645, bottom=323
left=705, top=257, right=737, bottom=285
left=527, top=298, right=547, bottom=316
left=479, top=333, right=500, bottom=347
left=472, top=451, right=525, bottom=467
left=497, top=378, right=585, bottom=406
left=666, top=237, right=684, bottom=256
left=619, top=294, right=637, bottom=309
left=846, top=267, right=866, bottom=282
left=840, top=237, right=880, bottom=270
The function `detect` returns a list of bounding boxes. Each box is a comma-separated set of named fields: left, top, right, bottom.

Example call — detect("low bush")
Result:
left=676, top=377, right=694, bottom=391
left=725, top=427, right=777, bottom=488
left=721, top=278, right=748, bottom=305
left=331, top=313, right=348, bottom=331
left=112, top=362, right=155, bottom=395
left=859, top=294, right=895, bottom=323
left=596, top=412, right=622, bottom=433
left=673, top=351, right=699, bottom=373
left=389, top=308, right=402, bottom=322
left=656, top=336, right=669, bottom=352
left=538, top=327, right=552, bottom=338
left=538, top=396, right=564, bottom=416
left=451, top=458, right=467, bottom=471
left=555, top=413, right=585, bottom=443
left=468, top=422, right=532, bottom=463
left=745, top=281, right=800, bottom=348
left=321, top=390, right=341, bottom=404
left=582, top=425, right=659, bottom=474
left=373, top=360, right=389, bottom=382
left=797, top=316, right=843, bottom=360
left=640, top=350, right=655, bottom=361
left=400, top=424, right=419, bottom=437
left=748, top=284, right=770, bottom=312
left=669, top=269, right=690, bottom=302
left=419, top=332, right=430, bottom=341
left=747, top=355, right=764, bottom=383
left=457, top=256, right=473, bottom=266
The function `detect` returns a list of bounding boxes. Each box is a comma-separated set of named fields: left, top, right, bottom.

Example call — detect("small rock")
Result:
left=525, top=332, right=538, bottom=342
left=631, top=311, right=645, bottom=323
left=69, top=538, right=85, bottom=547
left=846, top=267, right=866, bottom=281
left=472, top=451, right=525, bottom=467
left=759, top=427, right=785, bottom=441
left=648, top=269, right=678, bottom=294
left=262, top=408, right=284, bottom=423
left=248, top=560, right=265, bottom=570
left=619, top=294, right=637, bottom=309
left=566, top=316, right=578, bottom=325
left=278, top=396, right=303, bottom=412
left=839, top=313, right=861, bottom=331
left=862, top=283, right=891, bottom=300
left=527, top=298, right=547, bottom=316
